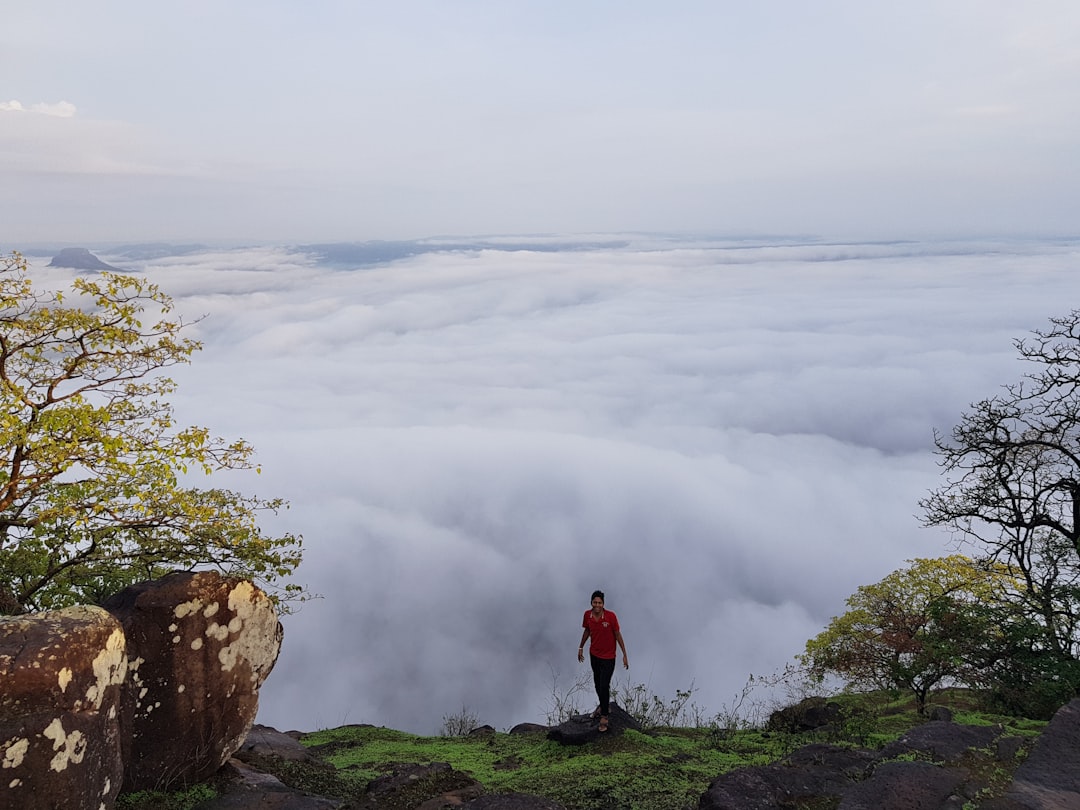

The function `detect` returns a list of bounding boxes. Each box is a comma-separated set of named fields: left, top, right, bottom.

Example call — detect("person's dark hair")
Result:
left=591, top=590, right=605, bottom=602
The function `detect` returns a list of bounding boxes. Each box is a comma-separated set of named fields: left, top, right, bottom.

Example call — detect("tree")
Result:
left=921, top=310, right=1080, bottom=658
left=0, top=252, right=302, bottom=613
left=799, top=555, right=1014, bottom=714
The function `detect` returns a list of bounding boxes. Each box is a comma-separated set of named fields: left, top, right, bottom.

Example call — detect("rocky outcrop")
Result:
left=546, top=702, right=642, bottom=745
left=765, top=695, right=844, bottom=733
left=699, top=743, right=877, bottom=810
left=700, top=716, right=1029, bottom=809
left=104, top=571, right=283, bottom=790
left=997, top=698, right=1080, bottom=808
left=47, top=247, right=119, bottom=271
left=0, top=605, right=126, bottom=810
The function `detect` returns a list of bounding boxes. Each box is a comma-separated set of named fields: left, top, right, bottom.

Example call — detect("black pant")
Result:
left=590, top=654, right=616, bottom=717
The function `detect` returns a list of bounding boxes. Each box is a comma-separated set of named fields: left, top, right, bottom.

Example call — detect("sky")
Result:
left=3, top=1, right=1080, bottom=244
left=24, top=236, right=1080, bottom=734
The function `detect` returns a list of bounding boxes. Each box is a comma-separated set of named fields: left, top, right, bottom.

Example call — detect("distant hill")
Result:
left=109, top=243, right=208, bottom=260
left=298, top=237, right=632, bottom=267
left=47, top=247, right=119, bottom=271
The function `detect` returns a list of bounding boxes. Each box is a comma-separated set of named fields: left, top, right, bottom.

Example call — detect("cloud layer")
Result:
left=29, top=235, right=1077, bottom=733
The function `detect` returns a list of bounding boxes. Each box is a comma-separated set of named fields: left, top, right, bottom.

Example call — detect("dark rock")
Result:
left=195, top=758, right=345, bottom=809
left=546, top=702, right=642, bottom=745
left=1002, top=697, right=1080, bottom=808
left=104, top=571, right=283, bottom=790
left=0, top=605, right=126, bottom=810
left=996, top=735, right=1025, bottom=762
left=364, top=761, right=482, bottom=808
left=837, top=760, right=969, bottom=809
left=237, top=724, right=319, bottom=763
left=928, top=705, right=954, bottom=723
left=47, top=247, right=119, bottom=271
left=765, top=696, right=843, bottom=733
left=879, top=720, right=1004, bottom=763
left=508, top=722, right=549, bottom=735
left=699, top=743, right=876, bottom=810
left=469, top=724, right=497, bottom=736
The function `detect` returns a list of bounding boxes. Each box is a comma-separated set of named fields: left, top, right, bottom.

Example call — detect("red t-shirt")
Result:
left=582, top=609, right=620, bottom=660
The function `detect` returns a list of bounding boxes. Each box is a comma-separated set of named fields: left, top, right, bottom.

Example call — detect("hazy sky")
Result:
left=4, top=1, right=1080, bottom=244
left=26, top=236, right=1080, bottom=734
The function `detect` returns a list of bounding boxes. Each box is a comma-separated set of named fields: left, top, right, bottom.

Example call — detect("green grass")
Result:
left=117, top=689, right=1050, bottom=810
left=303, top=724, right=779, bottom=809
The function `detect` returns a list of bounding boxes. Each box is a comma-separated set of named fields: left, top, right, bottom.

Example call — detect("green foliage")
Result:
left=612, top=679, right=700, bottom=729
left=800, top=555, right=1016, bottom=714
left=0, top=252, right=303, bottom=612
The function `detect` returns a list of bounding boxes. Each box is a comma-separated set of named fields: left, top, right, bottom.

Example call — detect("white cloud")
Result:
left=43, top=234, right=1078, bottom=734
left=0, top=99, right=77, bottom=117
left=32, top=100, right=77, bottom=117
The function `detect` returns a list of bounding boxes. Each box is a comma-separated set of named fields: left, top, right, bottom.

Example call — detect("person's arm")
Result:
left=615, top=630, right=629, bottom=669
left=578, top=628, right=590, bottom=663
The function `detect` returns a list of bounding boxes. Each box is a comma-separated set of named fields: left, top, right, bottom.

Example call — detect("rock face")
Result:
left=104, top=571, right=283, bottom=790
left=0, top=605, right=126, bottom=810
left=47, top=247, right=119, bottom=271
left=999, top=697, right=1080, bottom=808
left=699, top=721, right=1027, bottom=810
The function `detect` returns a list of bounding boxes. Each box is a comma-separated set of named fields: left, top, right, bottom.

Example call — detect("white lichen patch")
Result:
left=174, top=599, right=204, bottom=619
left=177, top=684, right=186, bottom=693
left=227, top=581, right=259, bottom=618
left=2, top=738, right=29, bottom=769
left=190, top=638, right=204, bottom=651
left=172, top=635, right=181, bottom=644
left=57, top=667, right=73, bottom=692
left=203, top=602, right=220, bottom=618
left=218, top=584, right=280, bottom=676
left=9, top=778, right=21, bottom=788
left=204, top=622, right=230, bottom=642
left=43, top=719, right=87, bottom=772
left=85, top=629, right=127, bottom=709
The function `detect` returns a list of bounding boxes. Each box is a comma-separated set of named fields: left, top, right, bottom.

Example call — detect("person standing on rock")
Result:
left=577, top=589, right=629, bottom=732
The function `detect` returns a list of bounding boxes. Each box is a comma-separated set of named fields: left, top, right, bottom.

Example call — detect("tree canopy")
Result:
left=921, top=310, right=1080, bottom=658
left=800, top=555, right=1015, bottom=713
left=0, top=252, right=302, bottom=613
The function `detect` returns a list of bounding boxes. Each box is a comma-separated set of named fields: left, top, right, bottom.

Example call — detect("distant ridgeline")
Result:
left=297, top=237, right=632, bottom=267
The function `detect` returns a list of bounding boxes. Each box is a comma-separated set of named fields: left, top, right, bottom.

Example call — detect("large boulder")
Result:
left=1000, top=697, right=1080, bottom=808
left=837, top=760, right=970, bottom=809
left=546, top=702, right=642, bottom=745
left=699, top=743, right=876, bottom=810
left=104, top=571, right=283, bottom=790
left=765, top=696, right=844, bottom=733
left=0, top=605, right=126, bottom=810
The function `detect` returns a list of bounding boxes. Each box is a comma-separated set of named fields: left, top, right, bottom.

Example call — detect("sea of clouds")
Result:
left=28, top=234, right=1080, bottom=734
